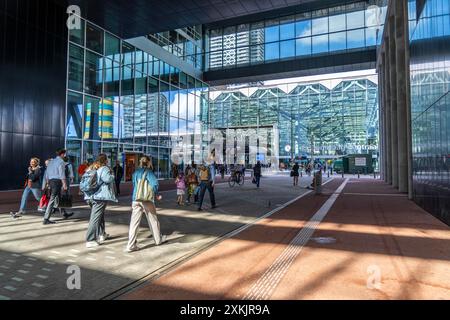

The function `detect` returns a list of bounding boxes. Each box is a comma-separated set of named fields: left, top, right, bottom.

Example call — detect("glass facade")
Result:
left=67, top=17, right=209, bottom=182
left=148, top=26, right=203, bottom=70
left=408, top=0, right=450, bottom=223
left=208, top=74, right=379, bottom=165
left=206, top=0, right=387, bottom=70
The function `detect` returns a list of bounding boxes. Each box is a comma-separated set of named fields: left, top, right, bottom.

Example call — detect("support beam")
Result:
left=388, top=15, right=399, bottom=188
left=384, top=37, right=392, bottom=184
left=395, top=0, right=409, bottom=193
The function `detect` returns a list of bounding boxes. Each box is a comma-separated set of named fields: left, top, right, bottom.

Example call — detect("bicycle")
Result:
left=228, top=171, right=245, bottom=187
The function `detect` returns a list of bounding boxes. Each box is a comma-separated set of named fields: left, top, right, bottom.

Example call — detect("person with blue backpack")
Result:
left=80, top=153, right=117, bottom=248
left=125, top=156, right=166, bottom=253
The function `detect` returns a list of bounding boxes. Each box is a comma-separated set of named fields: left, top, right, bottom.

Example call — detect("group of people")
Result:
left=12, top=149, right=224, bottom=252
left=12, top=150, right=75, bottom=220
left=10, top=150, right=160, bottom=252
left=175, top=163, right=217, bottom=211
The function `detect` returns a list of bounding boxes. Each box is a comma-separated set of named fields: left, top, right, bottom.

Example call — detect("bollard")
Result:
left=358, top=171, right=360, bottom=179
left=315, top=170, right=322, bottom=195
left=327, top=172, right=330, bottom=178
left=300, top=171, right=303, bottom=178
left=374, top=171, right=376, bottom=179
left=341, top=171, right=344, bottom=178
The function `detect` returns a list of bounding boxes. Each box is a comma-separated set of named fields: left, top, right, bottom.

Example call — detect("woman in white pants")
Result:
left=125, top=156, right=166, bottom=252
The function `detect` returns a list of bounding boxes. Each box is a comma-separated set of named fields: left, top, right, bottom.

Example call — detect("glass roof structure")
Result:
left=207, top=73, right=379, bottom=159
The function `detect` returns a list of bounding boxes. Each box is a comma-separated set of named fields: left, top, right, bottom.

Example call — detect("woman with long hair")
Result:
left=84, top=154, right=117, bottom=248
left=11, top=158, right=42, bottom=218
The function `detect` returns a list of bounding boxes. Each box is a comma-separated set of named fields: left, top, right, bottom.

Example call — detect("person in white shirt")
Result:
left=42, top=149, right=69, bottom=224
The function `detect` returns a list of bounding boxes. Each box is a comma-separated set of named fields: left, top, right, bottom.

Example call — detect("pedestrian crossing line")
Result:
left=243, top=179, right=349, bottom=300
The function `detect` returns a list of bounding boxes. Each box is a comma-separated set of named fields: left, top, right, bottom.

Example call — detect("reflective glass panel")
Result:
left=86, top=23, right=104, bottom=54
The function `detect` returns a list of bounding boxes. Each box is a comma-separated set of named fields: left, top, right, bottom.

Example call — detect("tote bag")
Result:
left=135, top=170, right=154, bottom=202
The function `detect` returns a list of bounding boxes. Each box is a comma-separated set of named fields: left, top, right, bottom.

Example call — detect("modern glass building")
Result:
left=408, top=0, right=450, bottom=222
left=205, top=0, right=387, bottom=70
left=208, top=73, right=379, bottom=166
left=66, top=17, right=209, bottom=182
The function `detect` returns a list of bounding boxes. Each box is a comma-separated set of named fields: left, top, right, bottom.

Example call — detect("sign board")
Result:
left=355, top=157, right=367, bottom=166
left=284, top=145, right=291, bottom=152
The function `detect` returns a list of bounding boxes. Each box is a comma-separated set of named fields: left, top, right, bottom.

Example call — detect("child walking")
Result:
left=175, top=172, right=186, bottom=205
left=186, top=168, right=199, bottom=204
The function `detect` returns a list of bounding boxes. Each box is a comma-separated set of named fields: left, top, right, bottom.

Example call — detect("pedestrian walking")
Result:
left=42, top=149, right=70, bottom=224
left=253, top=161, right=262, bottom=188
left=113, top=160, right=124, bottom=196
left=197, top=163, right=216, bottom=211
left=11, top=158, right=42, bottom=218
left=57, top=157, right=75, bottom=218
left=291, top=162, right=300, bottom=186
left=81, top=154, right=117, bottom=248
left=125, top=156, right=166, bottom=252
left=186, top=168, right=199, bottom=204
left=175, top=172, right=186, bottom=205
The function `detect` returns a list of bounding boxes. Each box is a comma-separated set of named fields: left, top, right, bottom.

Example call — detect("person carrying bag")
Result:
left=125, top=156, right=166, bottom=253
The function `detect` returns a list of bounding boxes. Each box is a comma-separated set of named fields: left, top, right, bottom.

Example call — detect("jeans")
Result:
left=44, top=179, right=62, bottom=221
left=198, top=181, right=216, bottom=209
left=255, top=175, right=261, bottom=188
left=19, top=187, right=41, bottom=212
left=86, top=200, right=107, bottom=242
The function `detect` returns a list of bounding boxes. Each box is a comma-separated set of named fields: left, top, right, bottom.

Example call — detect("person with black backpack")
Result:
left=81, top=154, right=117, bottom=248
left=125, top=156, right=165, bottom=253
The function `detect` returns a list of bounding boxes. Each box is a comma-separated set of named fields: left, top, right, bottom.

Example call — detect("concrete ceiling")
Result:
left=68, top=0, right=335, bottom=38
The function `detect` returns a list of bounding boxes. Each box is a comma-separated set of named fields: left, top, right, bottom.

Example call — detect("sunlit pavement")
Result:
left=0, top=175, right=319, bottom=300
left=123, top=178, right=450, bottom=300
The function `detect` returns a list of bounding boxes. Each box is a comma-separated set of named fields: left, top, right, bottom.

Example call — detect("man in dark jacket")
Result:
left=253, top=161, right=262, bottom=188
left=113, top=160, right=124, bottom=196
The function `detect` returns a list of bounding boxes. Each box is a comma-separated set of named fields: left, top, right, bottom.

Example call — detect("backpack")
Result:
left=135, top=170, right=154, bottom=202
left=80, top=169, right=101, bottom=196
left=199, top=167, right=210, bottom=181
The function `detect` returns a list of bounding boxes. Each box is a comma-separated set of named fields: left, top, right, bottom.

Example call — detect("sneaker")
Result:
left=10, top=212, right=21, bottom=219
left=197, top=208, right=203, bottom=211
left=98, top=233, right=110, bottom=243
left=63, top=212, right=74, bottom=219
left=43, top=219, right=56, bottom=225
left=124, top=244, right=140, bottom=253
left=156, top=235, right=167, bottom=246
left=86, top=241, right=99, bottom=248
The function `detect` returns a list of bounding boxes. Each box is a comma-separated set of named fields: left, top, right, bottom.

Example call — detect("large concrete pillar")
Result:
left=378, top=66, right=385, bottom=180
left=395, top=0, right=409, bottom=193
left=388, top=14, right=399, bottom=188
left=384, top=37, right=392, bottom=184
left=377, top=67, right=384, bottom=180
left=403, top=0, right=414, bottom=200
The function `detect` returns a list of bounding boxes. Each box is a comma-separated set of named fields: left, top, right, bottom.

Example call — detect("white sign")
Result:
left=355, top=157, right=367, bottom=166
left=284, top=145, right=291, bottom=152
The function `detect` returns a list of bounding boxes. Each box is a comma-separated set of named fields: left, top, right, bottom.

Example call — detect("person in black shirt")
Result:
left=11, top=158, right=42, bottom=218
left=113, top=160, right=124, bottom=196
left=292, top=162, right=300, bottom=186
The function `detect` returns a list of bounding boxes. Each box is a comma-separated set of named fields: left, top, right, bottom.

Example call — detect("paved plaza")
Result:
left=0, top=174, right=320, bottom=300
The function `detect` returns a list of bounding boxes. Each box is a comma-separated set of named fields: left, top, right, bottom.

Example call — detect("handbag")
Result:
left=58, top=192, right=73, bottom=208
left=39, top=193, right=49, bottom=209
left=290, top=170, right=294, bottom=177
left=252, top=177, right=257, bottom=184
